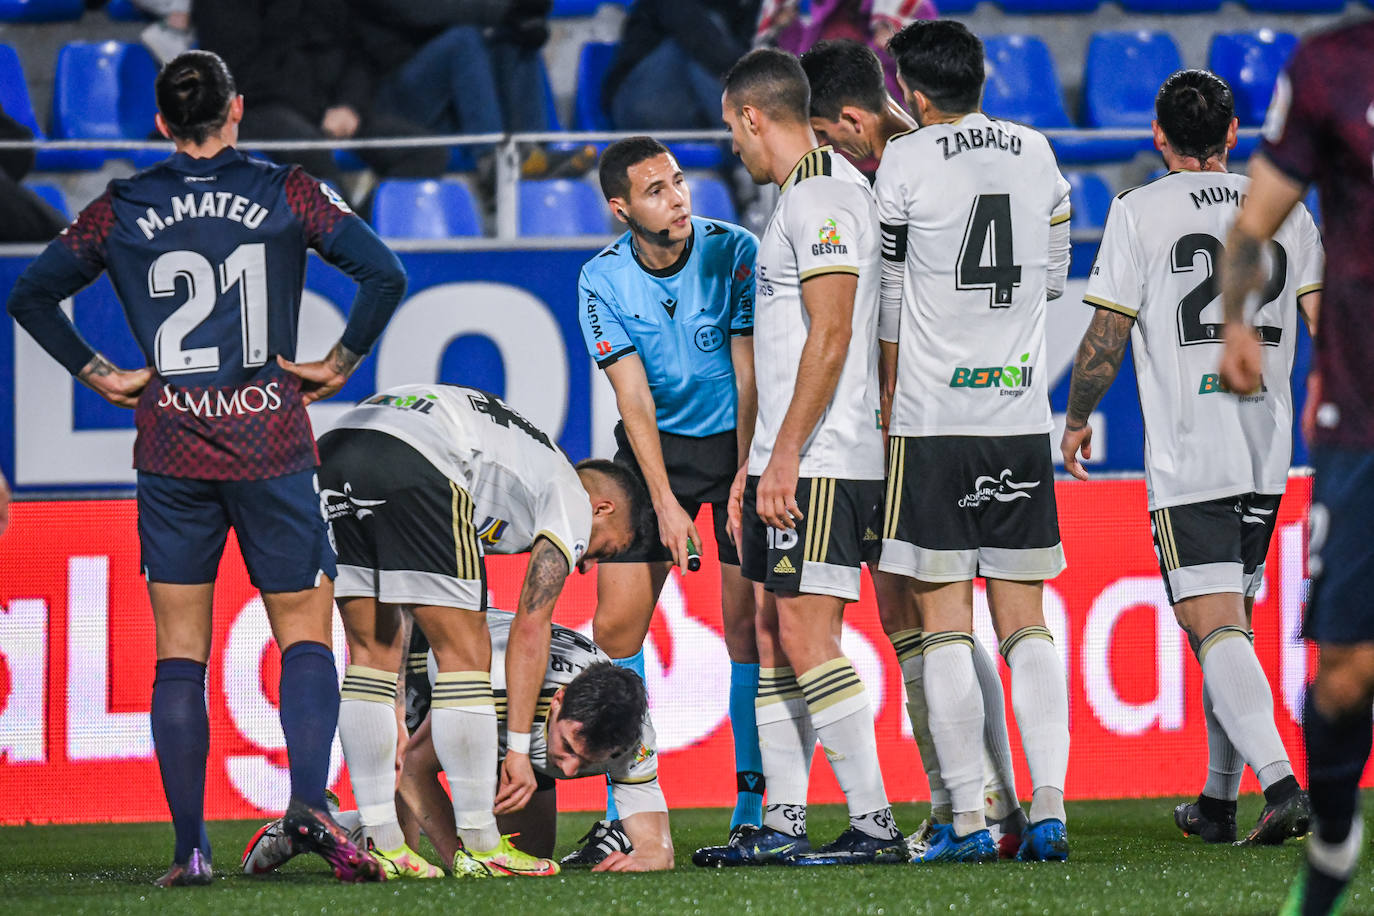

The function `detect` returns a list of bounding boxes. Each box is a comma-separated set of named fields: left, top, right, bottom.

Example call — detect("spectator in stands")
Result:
left=755, top=0, right=937, bottom=100
left=353, top=0, right=593, bottom=180
left=130, top=0, right=195, bottom=64
left=603, top=0, right=761, bottom=130
left=193, top=0, right=447, bottom=212
left=0, top=104, right=67, bottom=243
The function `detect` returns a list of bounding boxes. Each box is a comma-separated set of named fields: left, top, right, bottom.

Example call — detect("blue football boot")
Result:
left=1015, top=818, right=1070, bottom=862
left=692, top=825, right=810, bottom=866
left=910, top=824, right=999, bottom=864
left=788, top=827, right=906, bottom=866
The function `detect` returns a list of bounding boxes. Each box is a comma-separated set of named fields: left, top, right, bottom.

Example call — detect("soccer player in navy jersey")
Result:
left=6, top=51, right=406, bottom=887
left=569, top=137, right=762, bottom=864
left=1217, top=22, right=1374, bottom=916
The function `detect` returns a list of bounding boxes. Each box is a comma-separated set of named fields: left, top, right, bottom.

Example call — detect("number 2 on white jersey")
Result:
left=150, top=243, right=268, bottom=375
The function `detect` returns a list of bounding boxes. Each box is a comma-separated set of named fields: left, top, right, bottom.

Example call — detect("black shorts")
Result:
left=604, top=421, right=739, bottom=565
left=318, top=428, right=488, bottom=610
left=1150, top=492, right=1281, bottom=606
left=879, top=434, right=1065, bottom=582
left=1305, top=448, right=1374, bottom=644
left=739, top=475, right=882, bottom=601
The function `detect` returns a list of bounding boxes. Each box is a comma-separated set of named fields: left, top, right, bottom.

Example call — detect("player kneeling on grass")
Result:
left=306, top=383, right=648, bottom=878
left=243, top=612, right=674, bottom=875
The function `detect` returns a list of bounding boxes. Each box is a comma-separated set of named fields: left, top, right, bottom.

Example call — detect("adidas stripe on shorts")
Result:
left=739, top=475, right=883, bottom=601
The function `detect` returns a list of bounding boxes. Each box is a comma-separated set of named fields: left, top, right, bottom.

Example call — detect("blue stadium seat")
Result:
left=998, top=0, right=1098, bottom=13
left=24, top=181, right=69, bottom=217
left=1066, top=172, right=1113, bottom=231
left=1080, top=31, right=1183, bottom=161
left=104, top=0, right=151, bottom=19
left=0, top=43, right=102, bottom=171
left=575, top=42, right=617, bottom=131
left=691, top=176, right=737, bottom=223
left=932, top=0, right=980, bottom=11
left=573, top=41, right=722, bottom=169
left=1245, top=0, right=1343, bottom=11
left=372, top=179, right=482, bottom=238
left=0, top=0, right=83, bottom=21
left=982, top=36, right=1072, bottom=129
left=1208, top=31, right=1297, bottom=126
left=1120, top=0, right=1220, bottom=11
left=551, top=0, right=602, bottom=15
left=1303, top=186, right=1320, bottom=227
left=519, top=179, right=605, bottom=236
left=52, top=41, right=163, bottom=166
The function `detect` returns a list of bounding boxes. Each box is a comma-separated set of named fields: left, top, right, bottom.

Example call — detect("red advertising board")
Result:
left=0, top=478, right=1354, bottom=825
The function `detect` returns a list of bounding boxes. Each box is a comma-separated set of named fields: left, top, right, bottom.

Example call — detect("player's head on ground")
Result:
left=886, top=20, right=984, bottom=126
left=800, top=39, right=889, bottom=160
left=546, top=661, right=648, bottom=777
left=722, top=48, right=814, bottom=186
left=154, top=50, right=242, bottom=150
left=598, top=137, right=693, bottom=249
left=1153, top=69, right=1238, bottom=171
left=574, top=458, right=653, bottom=571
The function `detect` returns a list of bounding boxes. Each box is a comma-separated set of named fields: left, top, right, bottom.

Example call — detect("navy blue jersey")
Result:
left=577, top=217, right=756, bottom=438
left=8, top=147, right=404, bottom=480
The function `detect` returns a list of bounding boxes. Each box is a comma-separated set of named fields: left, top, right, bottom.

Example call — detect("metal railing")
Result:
left=0, top=127, right=1266, bottom=243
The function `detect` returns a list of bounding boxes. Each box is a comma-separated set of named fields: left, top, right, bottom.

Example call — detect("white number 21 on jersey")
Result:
left=150, top=243, right=268, bottom=375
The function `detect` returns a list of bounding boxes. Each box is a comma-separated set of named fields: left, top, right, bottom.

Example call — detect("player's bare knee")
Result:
left=1315, top=649, right=1374, bottom=715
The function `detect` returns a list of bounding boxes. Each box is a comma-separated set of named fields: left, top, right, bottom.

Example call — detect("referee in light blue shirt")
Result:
left=565, top=136, right=761, bottom=865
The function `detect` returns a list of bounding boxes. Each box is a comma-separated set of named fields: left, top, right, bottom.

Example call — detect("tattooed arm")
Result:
left=77, top=353, right=152, bottom=409
left=276, top=340, right=362, bottom=405
left=494, top=536, right=571, bottom=814
left=1060, top=307, right=1134, bottom=481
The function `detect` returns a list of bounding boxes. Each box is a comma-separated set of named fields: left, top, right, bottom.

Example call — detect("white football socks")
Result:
left=971, top=636, right=1020, bottom=820
left=891, top=629, right=952, bottom=821
left=1199, top=627, right=1294, bottom=790
left=922, top=633, right=987, bottom=837
left=1003, top=627, right=1070, bottom=825
left=338, top=665, right=405, bottom=850
left=431, top=671, right=500, bottom=853
left=756, top=667, right=815, bottom=838
left=798, top=658, right=898, bottom=839
left=1201, top=680, right=1243, bottom=801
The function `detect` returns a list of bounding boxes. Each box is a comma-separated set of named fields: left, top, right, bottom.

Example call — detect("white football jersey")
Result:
left=748, top=146, right=884, bottom=480
left=1083, top=170, right=1323, bottom=509
left=330, top=384, right=592, bottom=567
left=875, top=114, right=1071, bottom=437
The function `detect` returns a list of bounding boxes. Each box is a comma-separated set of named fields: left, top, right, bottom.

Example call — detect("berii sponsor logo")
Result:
left=0, top=479, right=1332, bottom=823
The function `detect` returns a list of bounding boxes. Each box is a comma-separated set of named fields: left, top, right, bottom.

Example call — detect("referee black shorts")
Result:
left=604, top=420, right=740, bottom=566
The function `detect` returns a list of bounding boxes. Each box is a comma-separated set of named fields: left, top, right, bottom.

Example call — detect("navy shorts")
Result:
left=1305, top=448, right=1374, bottom=644
left=137, top=468, right=336, bottom=593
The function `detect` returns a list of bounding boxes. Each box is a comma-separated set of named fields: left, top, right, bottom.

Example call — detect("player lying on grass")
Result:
left=242, top=612, right=675, bottom=876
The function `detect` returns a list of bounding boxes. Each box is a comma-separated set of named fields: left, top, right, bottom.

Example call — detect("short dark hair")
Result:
left=155, top=50, right=236, bottom=144
left=724, top=48, right=810, bottom=124
left=1155, top=69, right=1235, bottom=163
left=560, top=661, right=648, bottom=757
left=598, top=136, right=671, bottom=201
left=574, top=457, right=653, bottom=555
left=886, top=21, right=984, bottom=115
left=800, top=39, right=888, bottom=121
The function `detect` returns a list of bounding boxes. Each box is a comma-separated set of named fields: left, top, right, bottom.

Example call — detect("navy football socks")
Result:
left=1303, top=690, right=1372, bottom=846
left=280, top=641, right=339, bottom=809
left=151, top=658, right=210, bottom=865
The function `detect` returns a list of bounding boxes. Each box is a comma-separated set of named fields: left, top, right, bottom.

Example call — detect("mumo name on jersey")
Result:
left=155, top=379, right=284, bottom=417
left=137, top=192, right=270, bottom=240
left=936, top=126, right=1023, bottom=160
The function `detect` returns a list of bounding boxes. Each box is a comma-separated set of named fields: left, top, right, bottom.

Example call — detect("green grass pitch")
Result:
left=3, top=798, right=1370, bottom=915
